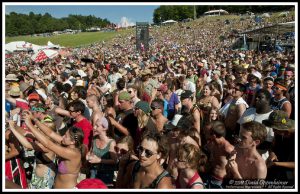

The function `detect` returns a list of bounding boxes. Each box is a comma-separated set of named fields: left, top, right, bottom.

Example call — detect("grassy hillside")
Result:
left=5, top=29, right=133, bottom=48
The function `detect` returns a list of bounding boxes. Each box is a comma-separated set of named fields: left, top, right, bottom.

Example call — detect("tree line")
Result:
left=5, top=12, right=112, bottom=37
left=153, top=5, right=294, bottom=24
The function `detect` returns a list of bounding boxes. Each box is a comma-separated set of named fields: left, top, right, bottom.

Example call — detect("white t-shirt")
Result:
left=238, top=108, right=274, bottom=142
left=183, top=80, right=196, bottom=93
left=100, top=82, right=112, bottom=94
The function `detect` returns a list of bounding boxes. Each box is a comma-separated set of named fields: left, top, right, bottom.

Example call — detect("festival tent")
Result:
left=162, top=20, right=178, bottom=24
left=47, top=41, right=60, bottom=49
left=262, top=13, right=271, bottom=18
left=31, top=49, right=59, bottom=62
left=5, top=41, right=42, bottom=53
left=279, top=11, right=289, bottom=17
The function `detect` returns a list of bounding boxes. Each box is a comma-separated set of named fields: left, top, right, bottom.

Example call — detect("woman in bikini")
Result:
left=175, top=143, right=205, bottom=189
left=8, top=118, right=56, bottom=189
left=198, top=83, right=220, bottom=128
left=133, top=130, right=174, bottom=189
left=22, top=110, right=84, bottom=189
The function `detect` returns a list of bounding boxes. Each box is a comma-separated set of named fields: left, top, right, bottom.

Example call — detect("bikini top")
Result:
left=57, top=160, right=79, bottom=175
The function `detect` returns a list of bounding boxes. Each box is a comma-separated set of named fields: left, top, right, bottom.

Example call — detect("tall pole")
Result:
left=194, top=5, right=196, bottom=20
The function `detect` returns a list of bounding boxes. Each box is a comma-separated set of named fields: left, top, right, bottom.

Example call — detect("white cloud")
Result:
left=118, top=17, right=135, bottom=28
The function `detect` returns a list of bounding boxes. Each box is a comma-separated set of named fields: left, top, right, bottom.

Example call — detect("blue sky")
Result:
left=5, top=4, right=160, bottom=25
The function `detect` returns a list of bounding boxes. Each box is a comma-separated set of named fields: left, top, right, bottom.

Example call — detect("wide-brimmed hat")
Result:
left=19, top=82, right=31, bottom=93
left=8, top=86, right=21, bottom=97
left=262, top=110, right=294, bottom=131
left=141, top=69, right=152, bottom=76
left=6, top=74, right=19, bottom=81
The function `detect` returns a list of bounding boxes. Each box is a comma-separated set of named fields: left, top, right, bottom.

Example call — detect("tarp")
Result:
left=31, top=49, right=59, bottom=62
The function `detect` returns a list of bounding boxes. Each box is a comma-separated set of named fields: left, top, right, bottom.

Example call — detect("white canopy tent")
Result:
left=31, top=49, right=59, bottom=62
left=47, top=41, right=60, bottom=49
left=5, top=41, right=42, bottom=53
left=262, top=13, right=271, bottom=18
left=204, top=9, right=229, bottom=16
left=162, top=20, right=178, bottom=24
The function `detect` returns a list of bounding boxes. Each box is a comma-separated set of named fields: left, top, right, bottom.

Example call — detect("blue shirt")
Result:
left=163, top=99, right=169, bottom=118
left=167, top=92, right=180, bottom=110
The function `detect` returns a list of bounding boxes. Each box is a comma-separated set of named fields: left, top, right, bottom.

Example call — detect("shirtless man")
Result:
left=224, top=83, right=248, bottom=143
left=228, top=121, right=267, bottom=180
left=205, top=121, right=236, bottom=188
left=150, top=99, right=168, bottom=133
left=86, top=94, right=104, bottom=126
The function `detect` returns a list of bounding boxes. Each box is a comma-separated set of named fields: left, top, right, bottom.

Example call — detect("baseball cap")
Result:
left=180, top=90, right=193, bottom=100
left=28, top=93, right=40, bottom=101
left=118, top=91, right=131, bottom=101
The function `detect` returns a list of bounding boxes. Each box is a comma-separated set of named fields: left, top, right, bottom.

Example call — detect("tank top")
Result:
left=270, top=97, right=289, bottom=111
left=91, top=139, right=116, bottom=170
left=175, top=171, right=205, bottom=188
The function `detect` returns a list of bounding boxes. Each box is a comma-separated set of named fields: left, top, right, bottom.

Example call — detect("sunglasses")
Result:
left=272, top=86, right=281, bottom=90
left=136, top=145, right=157, bottom=158
left=114, top=146, right=128, bottom=155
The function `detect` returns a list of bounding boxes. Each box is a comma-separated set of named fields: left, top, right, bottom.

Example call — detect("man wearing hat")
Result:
left=270, top=80, right=292, bottom=118
left=5, top=74, right=19, bottom=93
left=179, top=90, right=201, bottom=145
left=6, top=90, right=41, bottom=111
left=108, top=91, right=138, bottom=141
left=31, top=103, right=54, bottom=124
left=262, top=110, right=295, bottom=186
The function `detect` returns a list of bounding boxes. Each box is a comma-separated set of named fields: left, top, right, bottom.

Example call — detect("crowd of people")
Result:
left=4, top=12, right=296, bottom=189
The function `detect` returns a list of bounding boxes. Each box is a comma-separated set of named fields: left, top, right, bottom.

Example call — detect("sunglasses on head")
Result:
left=114, top=146, right=128, bottom=155
left=136, top=145, right=156, bottom=158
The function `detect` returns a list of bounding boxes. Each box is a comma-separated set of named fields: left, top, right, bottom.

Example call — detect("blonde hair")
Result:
left=137, top=110, right=150, bottom=129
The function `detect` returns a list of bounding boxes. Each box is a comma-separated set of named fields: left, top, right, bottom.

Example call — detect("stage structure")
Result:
left=136, top=22, right=149, bottom=52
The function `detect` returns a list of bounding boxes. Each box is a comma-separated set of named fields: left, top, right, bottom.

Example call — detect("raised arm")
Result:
left=54, top=107, right=71, bottom=118
left=108, top=116, right=129, bottom=136
left=8, top=120, right=33, bottom=150
left=23, top=111, right=77, bottom=160
left=33, top=117, right=63, bottom=143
